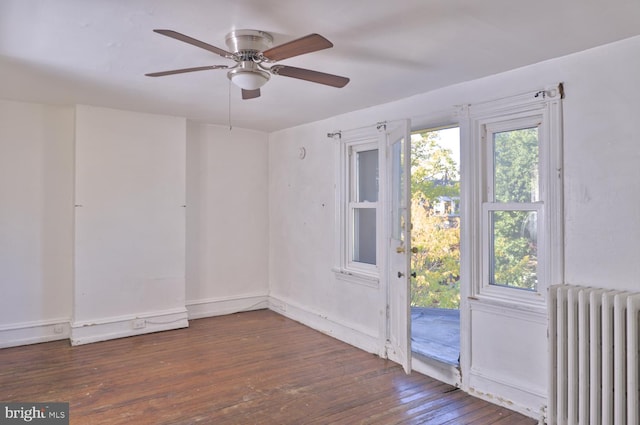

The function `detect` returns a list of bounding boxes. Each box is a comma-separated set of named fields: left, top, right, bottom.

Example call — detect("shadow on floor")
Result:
left=411, top=307, right=460, bottom=366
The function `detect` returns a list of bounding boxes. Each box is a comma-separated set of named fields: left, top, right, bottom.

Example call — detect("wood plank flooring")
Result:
left=0, top=310, right=537, bottom=424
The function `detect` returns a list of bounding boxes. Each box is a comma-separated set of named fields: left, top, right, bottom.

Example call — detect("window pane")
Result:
left=353, top=208, right=376, bottom=265
left=357, top=149, right=378, bottom=202
left=493, top=127, right=539, bottom=202
left=490, top=210, right=537, bottom=291
left=391, top=140, right=403, bottom=240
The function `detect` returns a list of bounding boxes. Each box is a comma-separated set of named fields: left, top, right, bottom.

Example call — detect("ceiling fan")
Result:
left=146, top=29, right=350, bottom=99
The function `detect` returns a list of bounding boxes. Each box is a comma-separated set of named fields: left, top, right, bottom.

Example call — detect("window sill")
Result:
left=477, top=284, right=547, bottom=307
left=468, top=293, right=547, bottom=323
left=332, top=267, right=379, bottom=288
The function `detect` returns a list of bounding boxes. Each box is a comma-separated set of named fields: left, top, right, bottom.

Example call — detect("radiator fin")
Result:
left=548, top=285, right=640, bottom=425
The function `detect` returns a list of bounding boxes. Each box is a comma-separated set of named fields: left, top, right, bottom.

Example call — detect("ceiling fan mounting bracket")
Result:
left=225, top=29, right=273, bottom=56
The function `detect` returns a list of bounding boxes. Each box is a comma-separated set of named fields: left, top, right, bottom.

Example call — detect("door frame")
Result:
left=408, top=119, right=464, bottom=386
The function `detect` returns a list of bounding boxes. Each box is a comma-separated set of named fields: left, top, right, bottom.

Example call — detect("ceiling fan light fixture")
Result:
left=228, top=68, right=270, bottom=90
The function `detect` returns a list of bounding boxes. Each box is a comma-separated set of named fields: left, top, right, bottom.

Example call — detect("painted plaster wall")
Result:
left=268, top=120, right=386, bottom=353
left=72, top=105, right=187, bottom=342
left=268, top=35, right=640, bottom=415
left=560, top=39, right=640, bottom=289
left=186, top=122, right=269, bottom=317
left=0, top=100, right=74, bottom=343
left=0, top=102, right=270, bottom=346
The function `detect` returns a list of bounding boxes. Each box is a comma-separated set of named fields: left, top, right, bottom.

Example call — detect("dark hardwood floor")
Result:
left=0, top=310, right=536, bottom=424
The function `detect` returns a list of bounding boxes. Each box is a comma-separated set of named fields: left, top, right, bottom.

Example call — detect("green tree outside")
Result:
left=491, top=127, right=539, bottom=290
left=410, top=130, right=460, bottom=309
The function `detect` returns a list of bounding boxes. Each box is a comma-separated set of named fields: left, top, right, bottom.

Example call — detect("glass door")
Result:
left=386, top=121, right=411, bottom=373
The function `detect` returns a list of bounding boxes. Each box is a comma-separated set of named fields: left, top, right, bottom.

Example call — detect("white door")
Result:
left=386, top=121, right=412, bottom=373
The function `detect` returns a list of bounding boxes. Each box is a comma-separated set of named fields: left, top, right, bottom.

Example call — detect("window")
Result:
left=466, top=85, right=564, bottom=306
left=485, top=121, right=541, bottom=292
left=350, top=145, right=378, bottom=266
left=334, top=132, right=383, bottom=284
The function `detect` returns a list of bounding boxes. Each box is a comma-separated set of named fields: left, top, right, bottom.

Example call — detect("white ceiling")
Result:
left=1, top=0, right=640, bottom=132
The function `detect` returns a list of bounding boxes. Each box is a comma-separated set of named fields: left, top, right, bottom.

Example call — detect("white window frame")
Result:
left=348, top=141, right=379, bottom=273
left=465, top=85, right=564, bottom=308
left=333, top=130, right=385, bottom=286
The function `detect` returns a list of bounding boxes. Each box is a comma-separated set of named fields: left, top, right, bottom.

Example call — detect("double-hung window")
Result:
left=334, top=133, right=381, bottom=284
left=468, top=86, right=564, bottom=306
left=484, top=119, right=543, bottom=293
left=349, top=143, right=378, bottom=268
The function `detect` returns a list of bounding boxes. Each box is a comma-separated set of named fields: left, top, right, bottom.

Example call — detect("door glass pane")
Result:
left=353, top=208, right=376, bottom=265
left=490, top=210, right=537, bottom=290
left=391, top=139, right=404, bottom=240
left=357, top=149, right=378, bottom=202
left=493, top=127, right=539, bottom=202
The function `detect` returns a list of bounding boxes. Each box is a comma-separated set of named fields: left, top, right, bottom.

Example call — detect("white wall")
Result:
left=186, top=122, right=270, bottom=318
left=268, top=121, right=384, bottom=353
left=268, top=35, right=640, bottom=418
left=0, top=101, right=270, bottom=347
left=72, top=105, right=188, bottom=344
left=0, top=100, right=74, bottom=347
left=561, top=39, right=640, bottom=289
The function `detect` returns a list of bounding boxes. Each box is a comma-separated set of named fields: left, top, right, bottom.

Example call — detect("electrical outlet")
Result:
left=53, top=324, right=64, bottom=334
left=132, top=319, right=146, bottom=329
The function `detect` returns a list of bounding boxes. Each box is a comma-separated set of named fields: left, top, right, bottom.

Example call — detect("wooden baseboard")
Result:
left=0, top=318, right=70, bottom=348
left=186, top=294, right=268, bottom=320
left=70, top=308, right=189, bottom=346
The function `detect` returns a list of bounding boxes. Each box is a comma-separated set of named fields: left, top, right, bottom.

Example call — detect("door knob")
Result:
left=396, top=246, right=405, bottom=253
left=397, top=271, right=404, bottom=278
left=411, top=271, right=417, bottom=278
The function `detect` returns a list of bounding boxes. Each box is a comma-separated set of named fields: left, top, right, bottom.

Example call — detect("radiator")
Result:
left=548, top=284, right=640, bottom=425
